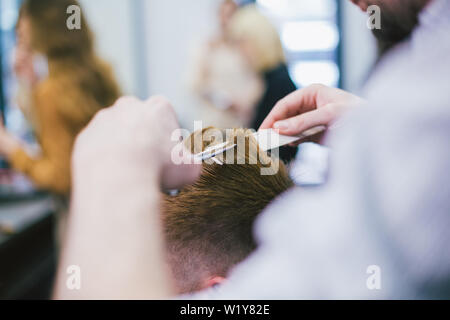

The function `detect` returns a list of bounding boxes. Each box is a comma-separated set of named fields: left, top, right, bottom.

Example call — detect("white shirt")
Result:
left=189, top=0, right=450, bottom=299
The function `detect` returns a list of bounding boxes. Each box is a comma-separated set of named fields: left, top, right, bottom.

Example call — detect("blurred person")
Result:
left=228, top=5, right=298, bottom=163
left=189, top=0, right=263, bottom=129
left=0, top=0, right=120, bottom=196
left=0, top=0, right=120, bottom=244
left=55, top=0, right=450, bottom=300
left=163, top=127, right=293, bottom=294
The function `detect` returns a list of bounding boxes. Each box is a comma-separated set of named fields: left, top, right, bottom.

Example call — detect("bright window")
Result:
left=256, top=0, right=341, bottom=88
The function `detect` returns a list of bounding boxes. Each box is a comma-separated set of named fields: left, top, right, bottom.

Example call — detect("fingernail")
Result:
left=274, top=120, right=289, bottom=130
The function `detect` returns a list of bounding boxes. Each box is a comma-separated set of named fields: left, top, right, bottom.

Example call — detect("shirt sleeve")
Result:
left=182, top=19, right=450, bottom=299
left=183, top=86, right=450, bottom=299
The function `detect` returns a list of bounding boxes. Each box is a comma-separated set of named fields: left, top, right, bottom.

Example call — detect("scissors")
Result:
left=194, top=125, right=327, bottom=162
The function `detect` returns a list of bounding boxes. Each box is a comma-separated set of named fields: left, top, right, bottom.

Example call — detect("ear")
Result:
left=202, top=276, right=226, bottom=289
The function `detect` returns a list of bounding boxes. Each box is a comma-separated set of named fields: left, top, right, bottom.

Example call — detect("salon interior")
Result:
left=0, top=0, right=377, bottom=299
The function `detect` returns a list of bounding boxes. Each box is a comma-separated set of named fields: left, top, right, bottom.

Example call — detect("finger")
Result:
left=259, top=84, right=325, bottom=130
left=113, top=96, right=141, bottom=110
left=145, top=95, right=171, bottom=107
left=272, top=103, right=336, bottom=136
left=145, top=97, right=178, bottom=130
left=161, top=163, right=202, bottom=190
left=162, top=145, right=202, bottom=190
left=288, top=130, right=326, bottom=146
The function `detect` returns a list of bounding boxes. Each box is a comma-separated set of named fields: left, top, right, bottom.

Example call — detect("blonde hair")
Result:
left=229, top=5, right=285, bottom=72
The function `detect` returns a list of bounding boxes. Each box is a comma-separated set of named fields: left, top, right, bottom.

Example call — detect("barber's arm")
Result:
left=54, top=96, right=201, bottom=299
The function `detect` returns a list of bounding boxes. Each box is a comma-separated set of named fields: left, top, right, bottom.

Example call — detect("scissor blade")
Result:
left=194, top=142, right=237, bottom=161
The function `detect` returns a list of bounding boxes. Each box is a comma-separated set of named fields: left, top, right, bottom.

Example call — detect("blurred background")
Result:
left=1, top=0, right=377, bottom=131
left=0, top=0, right=377, bottom=299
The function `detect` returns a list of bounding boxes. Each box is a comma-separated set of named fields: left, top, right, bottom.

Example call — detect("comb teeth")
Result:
left=253, top=126, right=327, bottom=151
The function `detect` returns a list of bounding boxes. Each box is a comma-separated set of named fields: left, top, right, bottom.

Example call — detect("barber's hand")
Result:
left=73, top=96, right=201, bottom=190
left=260, top=84, right=365, bottom=140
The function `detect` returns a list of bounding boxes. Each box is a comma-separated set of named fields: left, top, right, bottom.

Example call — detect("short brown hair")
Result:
left=162, top=128, right=293, bottom=293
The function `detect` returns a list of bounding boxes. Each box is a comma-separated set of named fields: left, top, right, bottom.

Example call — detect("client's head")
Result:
left=162, top=127, right=293, bottom=294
